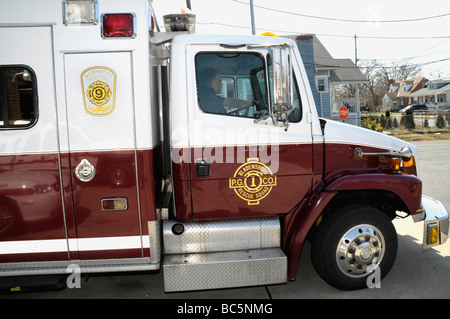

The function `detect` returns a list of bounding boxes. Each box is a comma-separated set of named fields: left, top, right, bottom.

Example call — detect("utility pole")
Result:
left=249, top=0, right=256, bottom=35
left=354, top=34, right=360, bottom=125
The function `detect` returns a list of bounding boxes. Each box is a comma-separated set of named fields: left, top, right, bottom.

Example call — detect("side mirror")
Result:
left=271, top=45, right=293, bottom=129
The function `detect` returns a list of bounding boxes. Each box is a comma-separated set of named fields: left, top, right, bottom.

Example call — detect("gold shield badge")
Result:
left=229, top=158, right=277, bottom=205
left=81, top=66, right=117, bottom=116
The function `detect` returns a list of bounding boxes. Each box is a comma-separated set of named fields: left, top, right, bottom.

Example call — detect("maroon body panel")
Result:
left=0, top=148, right=157, bottom=262
left=0, top=153, right=67, bottom=242
left=0, top=153, right=69, bottom=262
left=280, top=142, right=422, bottom=280
left=69, top=150, right=140, bottom=239
left=324, top=143, right=418, bottom=177
left=172, top=143, right=314, bottom=221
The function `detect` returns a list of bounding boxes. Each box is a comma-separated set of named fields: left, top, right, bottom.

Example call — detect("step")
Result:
left=0, top=275, right=67, bottom=294
left=163, top=248, right=287, bottom=292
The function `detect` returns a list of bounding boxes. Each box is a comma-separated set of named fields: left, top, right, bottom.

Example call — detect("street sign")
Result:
left=339, top=106, right=349, bottom=120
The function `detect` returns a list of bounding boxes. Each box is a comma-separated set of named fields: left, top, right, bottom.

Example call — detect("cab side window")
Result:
left=195, top=52, right=268, bottom=119
left=0, top=66, right=37, bottom=129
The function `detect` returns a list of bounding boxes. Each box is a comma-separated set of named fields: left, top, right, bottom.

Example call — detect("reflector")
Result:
left=427, top=223, right=439, bottom=245
left=101, top=197, right=128, bottom=211
left=402, top=156, right=415, bottom=167
left=388, top=157, right=401, bottom=171
left=102, top=13, right=136, bottom=38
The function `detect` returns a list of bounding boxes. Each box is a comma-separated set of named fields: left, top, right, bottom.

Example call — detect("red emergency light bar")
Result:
left=102, top=13, right=136, bottom=38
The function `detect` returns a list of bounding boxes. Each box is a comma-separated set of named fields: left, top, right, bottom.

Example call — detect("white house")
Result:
left=407, top=80, right=450, bottom=110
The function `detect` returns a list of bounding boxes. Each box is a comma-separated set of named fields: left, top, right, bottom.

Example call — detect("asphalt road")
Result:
left=2, top=140, right=449, bottom=300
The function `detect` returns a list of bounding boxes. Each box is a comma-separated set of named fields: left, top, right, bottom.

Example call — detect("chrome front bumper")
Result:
left=418, top=195, right=449, bottom=249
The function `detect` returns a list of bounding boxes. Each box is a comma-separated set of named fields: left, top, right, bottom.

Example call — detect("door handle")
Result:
left=195, top=159, right=210, bottom=178
left=75, top=159, right=96, bottom=182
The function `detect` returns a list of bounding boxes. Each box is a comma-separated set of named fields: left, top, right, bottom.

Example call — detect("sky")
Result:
left=152, top=0, right=450, bottom=80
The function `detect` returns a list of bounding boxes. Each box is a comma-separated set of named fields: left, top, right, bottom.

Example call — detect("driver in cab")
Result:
left=198, top=68, right=249, bottom=116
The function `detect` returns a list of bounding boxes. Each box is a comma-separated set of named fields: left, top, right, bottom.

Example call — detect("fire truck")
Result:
left=0, top=0, right=448, bottom=293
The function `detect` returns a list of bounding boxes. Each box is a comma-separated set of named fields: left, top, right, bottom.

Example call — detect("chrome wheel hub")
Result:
left=336, top=224, right=385, bottom=278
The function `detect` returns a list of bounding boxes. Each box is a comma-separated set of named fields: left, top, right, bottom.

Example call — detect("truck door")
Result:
left=0, top=27, right=69, bottom=262
left=64, top=52, right=144, bottom=259
left=182, top=46, right=313, bottom=221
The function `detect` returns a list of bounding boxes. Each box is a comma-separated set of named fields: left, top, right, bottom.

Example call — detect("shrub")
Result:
left=403, top=110, right=415, bottom=130
left=436, top=114, right=446, bottom=129
left=386, top=117, right=393, bottom=129
left=393, top=117, right=398, bottom=128
left=380, top=115, right=386, bottom=128
left=362, top=117, right=383, bottom=132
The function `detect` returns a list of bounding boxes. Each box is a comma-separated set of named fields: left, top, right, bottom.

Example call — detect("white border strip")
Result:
left=0, top=236, right=150, bottom=255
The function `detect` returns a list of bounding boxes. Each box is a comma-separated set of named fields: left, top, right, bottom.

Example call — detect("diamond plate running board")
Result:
left=163, top=248, right=287, bottom=292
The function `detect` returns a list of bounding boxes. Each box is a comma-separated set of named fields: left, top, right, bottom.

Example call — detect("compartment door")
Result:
left=64, top=52, right=145, bottom=259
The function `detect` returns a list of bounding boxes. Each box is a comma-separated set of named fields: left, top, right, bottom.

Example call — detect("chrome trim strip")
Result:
left=0, top=258, right=159, bottom=277
left=148, top=219, right=161, bottom=264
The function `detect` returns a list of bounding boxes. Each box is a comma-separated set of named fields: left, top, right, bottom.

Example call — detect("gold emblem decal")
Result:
left=229, top=158, right=277, bottom=205
left=81, top=66, right=117, bottom=116
left=87, top=80, right=111, bottom=106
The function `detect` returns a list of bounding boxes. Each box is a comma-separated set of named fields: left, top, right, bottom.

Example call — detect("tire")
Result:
left=311, top=204, right=398, bottom=290
left=0, top=200, right=18, bottom=236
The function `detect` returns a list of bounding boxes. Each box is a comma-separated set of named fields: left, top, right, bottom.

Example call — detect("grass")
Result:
left=361, top=111, right=450, bottom=142
left=383, top=129, right=450, bottom=142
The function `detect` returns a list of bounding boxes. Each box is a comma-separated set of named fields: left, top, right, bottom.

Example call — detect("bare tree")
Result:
left=358, top=59, right=422, bottom=108
left=375, top=59, right=422, bottom=88
left=359, top=59, right=384, bottom=108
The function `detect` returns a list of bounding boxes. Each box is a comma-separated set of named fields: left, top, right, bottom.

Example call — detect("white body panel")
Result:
left=324, top=120, right=420, bottom=174
left=0, top=0, right=158, bottom=154
left=64, top=52, right=136, bottom=151
left=0, top=26, right=58, bottom=155
left=170, top=34, right=322, bottom=152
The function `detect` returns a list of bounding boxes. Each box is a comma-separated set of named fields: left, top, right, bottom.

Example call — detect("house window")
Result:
left=316, top=76, right=327, bottom=92
left=389, top=85, right=397, bottom=93
left=0, top=66, right=37, bottom=129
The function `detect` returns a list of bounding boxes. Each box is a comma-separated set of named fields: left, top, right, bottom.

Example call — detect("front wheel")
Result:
left=311, top=205, right=398, bottom=290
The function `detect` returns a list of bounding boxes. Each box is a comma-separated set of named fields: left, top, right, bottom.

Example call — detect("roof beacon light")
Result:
left=102, top=13, right=136, bottom=38
left=163, top=13, right=196, bottom=34
left=64, top=0, right=98, bottom=25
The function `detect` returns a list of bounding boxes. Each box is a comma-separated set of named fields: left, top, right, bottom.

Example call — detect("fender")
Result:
left=325, top=172, right=422, bottom=215
left=282, top=190, right=337, bottom=280
left=282, top=172, right=422, bottom=281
